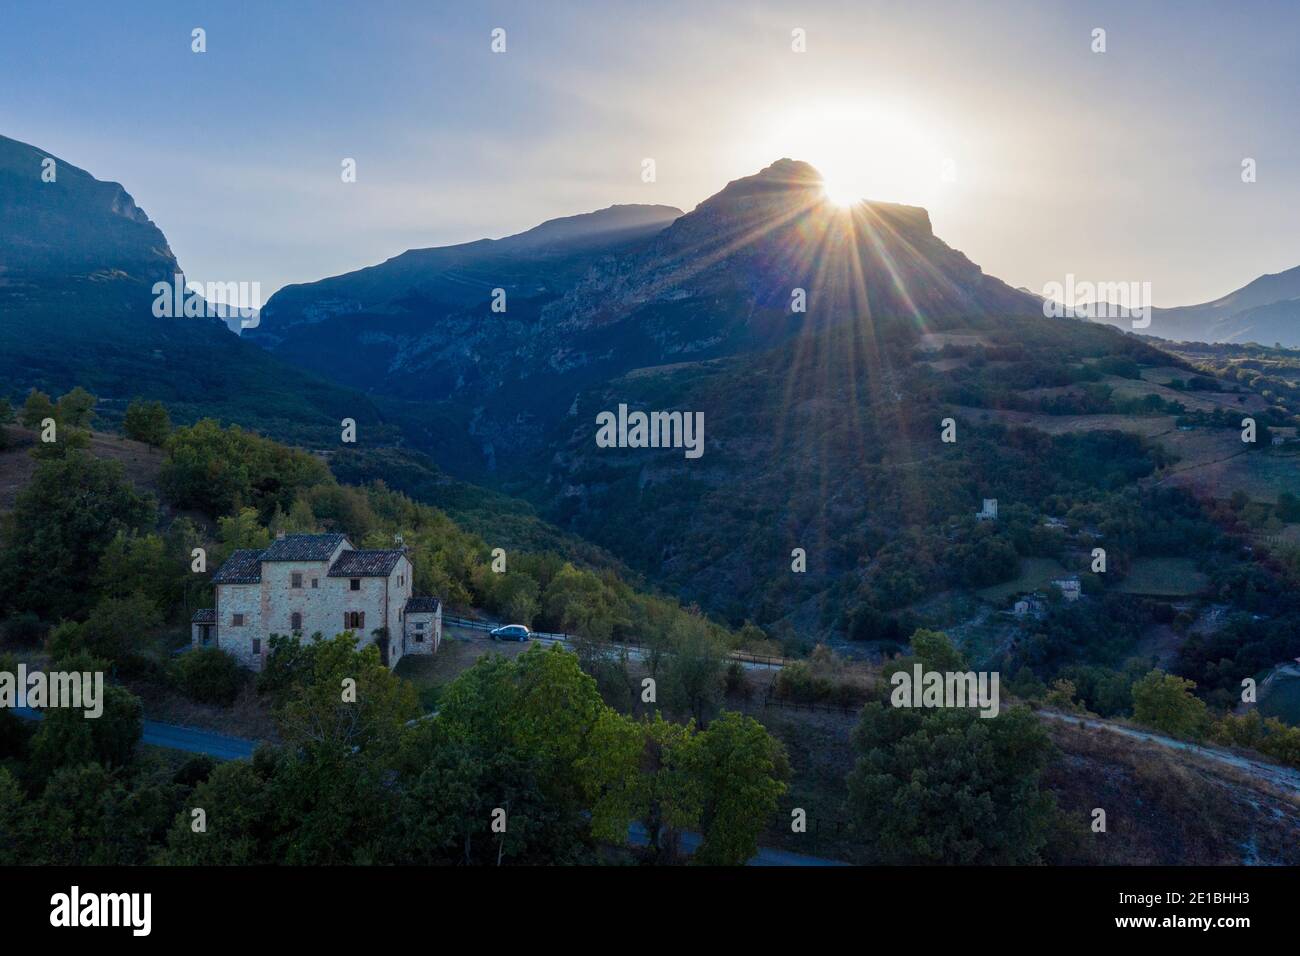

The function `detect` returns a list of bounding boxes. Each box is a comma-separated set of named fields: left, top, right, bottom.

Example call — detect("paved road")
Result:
left=1038, top=708, right=1300, bottom=796
left=14, top=706, right=257, bottom=760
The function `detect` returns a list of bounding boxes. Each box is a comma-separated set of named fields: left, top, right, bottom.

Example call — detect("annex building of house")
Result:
left=191, top=532, right=442, bottom=671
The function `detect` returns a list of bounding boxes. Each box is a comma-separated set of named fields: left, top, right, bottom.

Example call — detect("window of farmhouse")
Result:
left=350, top=578, right=361, bottom=591
left=253, top=638, right=261, bottom=655
left=291, top=572, right=303, bottom=588
left=291, top=612, right=302, bottom=631
left=345, top=611, right=365, bottom=629
left=232, top=613, right=245, bottom=626
left=311, top=578, right=319, bottom=588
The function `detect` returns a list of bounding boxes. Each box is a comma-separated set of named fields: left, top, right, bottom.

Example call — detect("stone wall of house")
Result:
left=216, top=582, right=266, bottom=668
left=214, top=551, right=414, bottom=672
left=385, top=557, right=413, bottom=667
left=262, top=557, right=359, bottom=641
left=403, top=606, right=440, bottom=656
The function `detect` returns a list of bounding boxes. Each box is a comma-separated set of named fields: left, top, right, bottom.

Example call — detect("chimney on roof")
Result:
left=276, top=530, right=286, bottom=540
left=394, top=533, right=407, bottom=553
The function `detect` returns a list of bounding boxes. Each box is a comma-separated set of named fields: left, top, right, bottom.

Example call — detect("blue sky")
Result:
left=3, top=0, right=1298, bottom=308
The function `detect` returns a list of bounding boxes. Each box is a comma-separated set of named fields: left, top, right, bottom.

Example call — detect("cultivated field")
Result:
left=977, top=556, right=1070, bottom=603
left=1118, top=557, right=1208, bottom=597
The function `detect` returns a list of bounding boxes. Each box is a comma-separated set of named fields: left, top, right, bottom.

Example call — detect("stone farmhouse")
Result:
left=191, top=532, right=442, bottom=671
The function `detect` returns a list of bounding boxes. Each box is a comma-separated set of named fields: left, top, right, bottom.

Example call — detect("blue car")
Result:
left=490, top=624, right=531, bottom=642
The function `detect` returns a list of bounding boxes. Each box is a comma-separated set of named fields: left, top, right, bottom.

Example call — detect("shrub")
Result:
left=173, top=647, right=245, bottom=706
left=256, top=632, right=317, bottom=697
left=724, top=661, right=750, bottom=699
left=774, top=660, right=833, bottom=703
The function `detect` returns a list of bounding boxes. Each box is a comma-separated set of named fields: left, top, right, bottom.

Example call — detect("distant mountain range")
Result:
left=1145, top=266, right=1300, bottom=347
left=1074, top=265, right=1300, bottom=348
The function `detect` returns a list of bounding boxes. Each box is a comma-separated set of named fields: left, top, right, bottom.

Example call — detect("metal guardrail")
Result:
left=441, top=613, right=789, bottom=668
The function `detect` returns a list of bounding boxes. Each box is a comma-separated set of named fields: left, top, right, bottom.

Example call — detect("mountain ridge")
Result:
left=1090, top=263, right=1300, bottom=347
left=0, top=133, right=389, bottom=445
left=247, top=158, right=1044, bottom=472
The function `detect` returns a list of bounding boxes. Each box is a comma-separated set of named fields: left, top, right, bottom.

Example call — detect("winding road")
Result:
left=14, top=705, right=257, bottom=760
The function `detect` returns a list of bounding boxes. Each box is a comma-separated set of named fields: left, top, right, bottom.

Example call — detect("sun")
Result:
left=754, top=101, right=947, bottom=209
left=821, top=178, right=868, bottom=208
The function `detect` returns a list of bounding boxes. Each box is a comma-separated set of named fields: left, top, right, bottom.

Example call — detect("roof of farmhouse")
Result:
left=210, top=548, right=265, bottom=584
left=210, top=536, right=411, bottom=583
left=405, top=596, right=442, bottom=613
left=328, top=549, right=407, bottom=577
left=261, top=533, right=351, bottom=561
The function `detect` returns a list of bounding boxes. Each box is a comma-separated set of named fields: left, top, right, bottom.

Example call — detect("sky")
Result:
left=2, top=0, right=1298, bottom=308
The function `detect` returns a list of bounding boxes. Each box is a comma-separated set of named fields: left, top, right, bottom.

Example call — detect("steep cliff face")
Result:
left=0, top=134, right=179, bottom=283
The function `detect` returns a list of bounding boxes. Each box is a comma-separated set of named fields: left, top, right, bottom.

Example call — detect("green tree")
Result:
left=33, top=762, right=177, bottom=865
left=215, top=507, right=272, bottom=562
left=0, top=451, right=156, bottom=619
left=659, top=616, right=727, bottom=725
left=93, top=526, right=199, bottom=621
left=19, top=389, right=56, bottom=429
left=1131, top=669, right=1209, bottom=739
left=55, top=386, right=97, bottom=429
left=27, top=684, right=144, bottom=780
left=384, top=735, right=575, bottom=865
left=122, top=399, right=172, bottom=447
left=847, top=703, right=1057, bottom=864
left=540, top=563, right=620, bottom=640
left=910, top=628, right=967, bottom=671
left=275, top=632, right=419, bottom=761
left=58, top=593, right=164, bottom=664
left=685, top=711, right=788, bottom=865
left=163, top=754, right=279, bottom=865
left=161, top=419, right=329, bottom=520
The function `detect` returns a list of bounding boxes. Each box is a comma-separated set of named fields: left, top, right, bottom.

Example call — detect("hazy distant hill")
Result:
left=1089, top=264, right=1300, bottom=347
left=0, top=134, right=388, bottom=444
